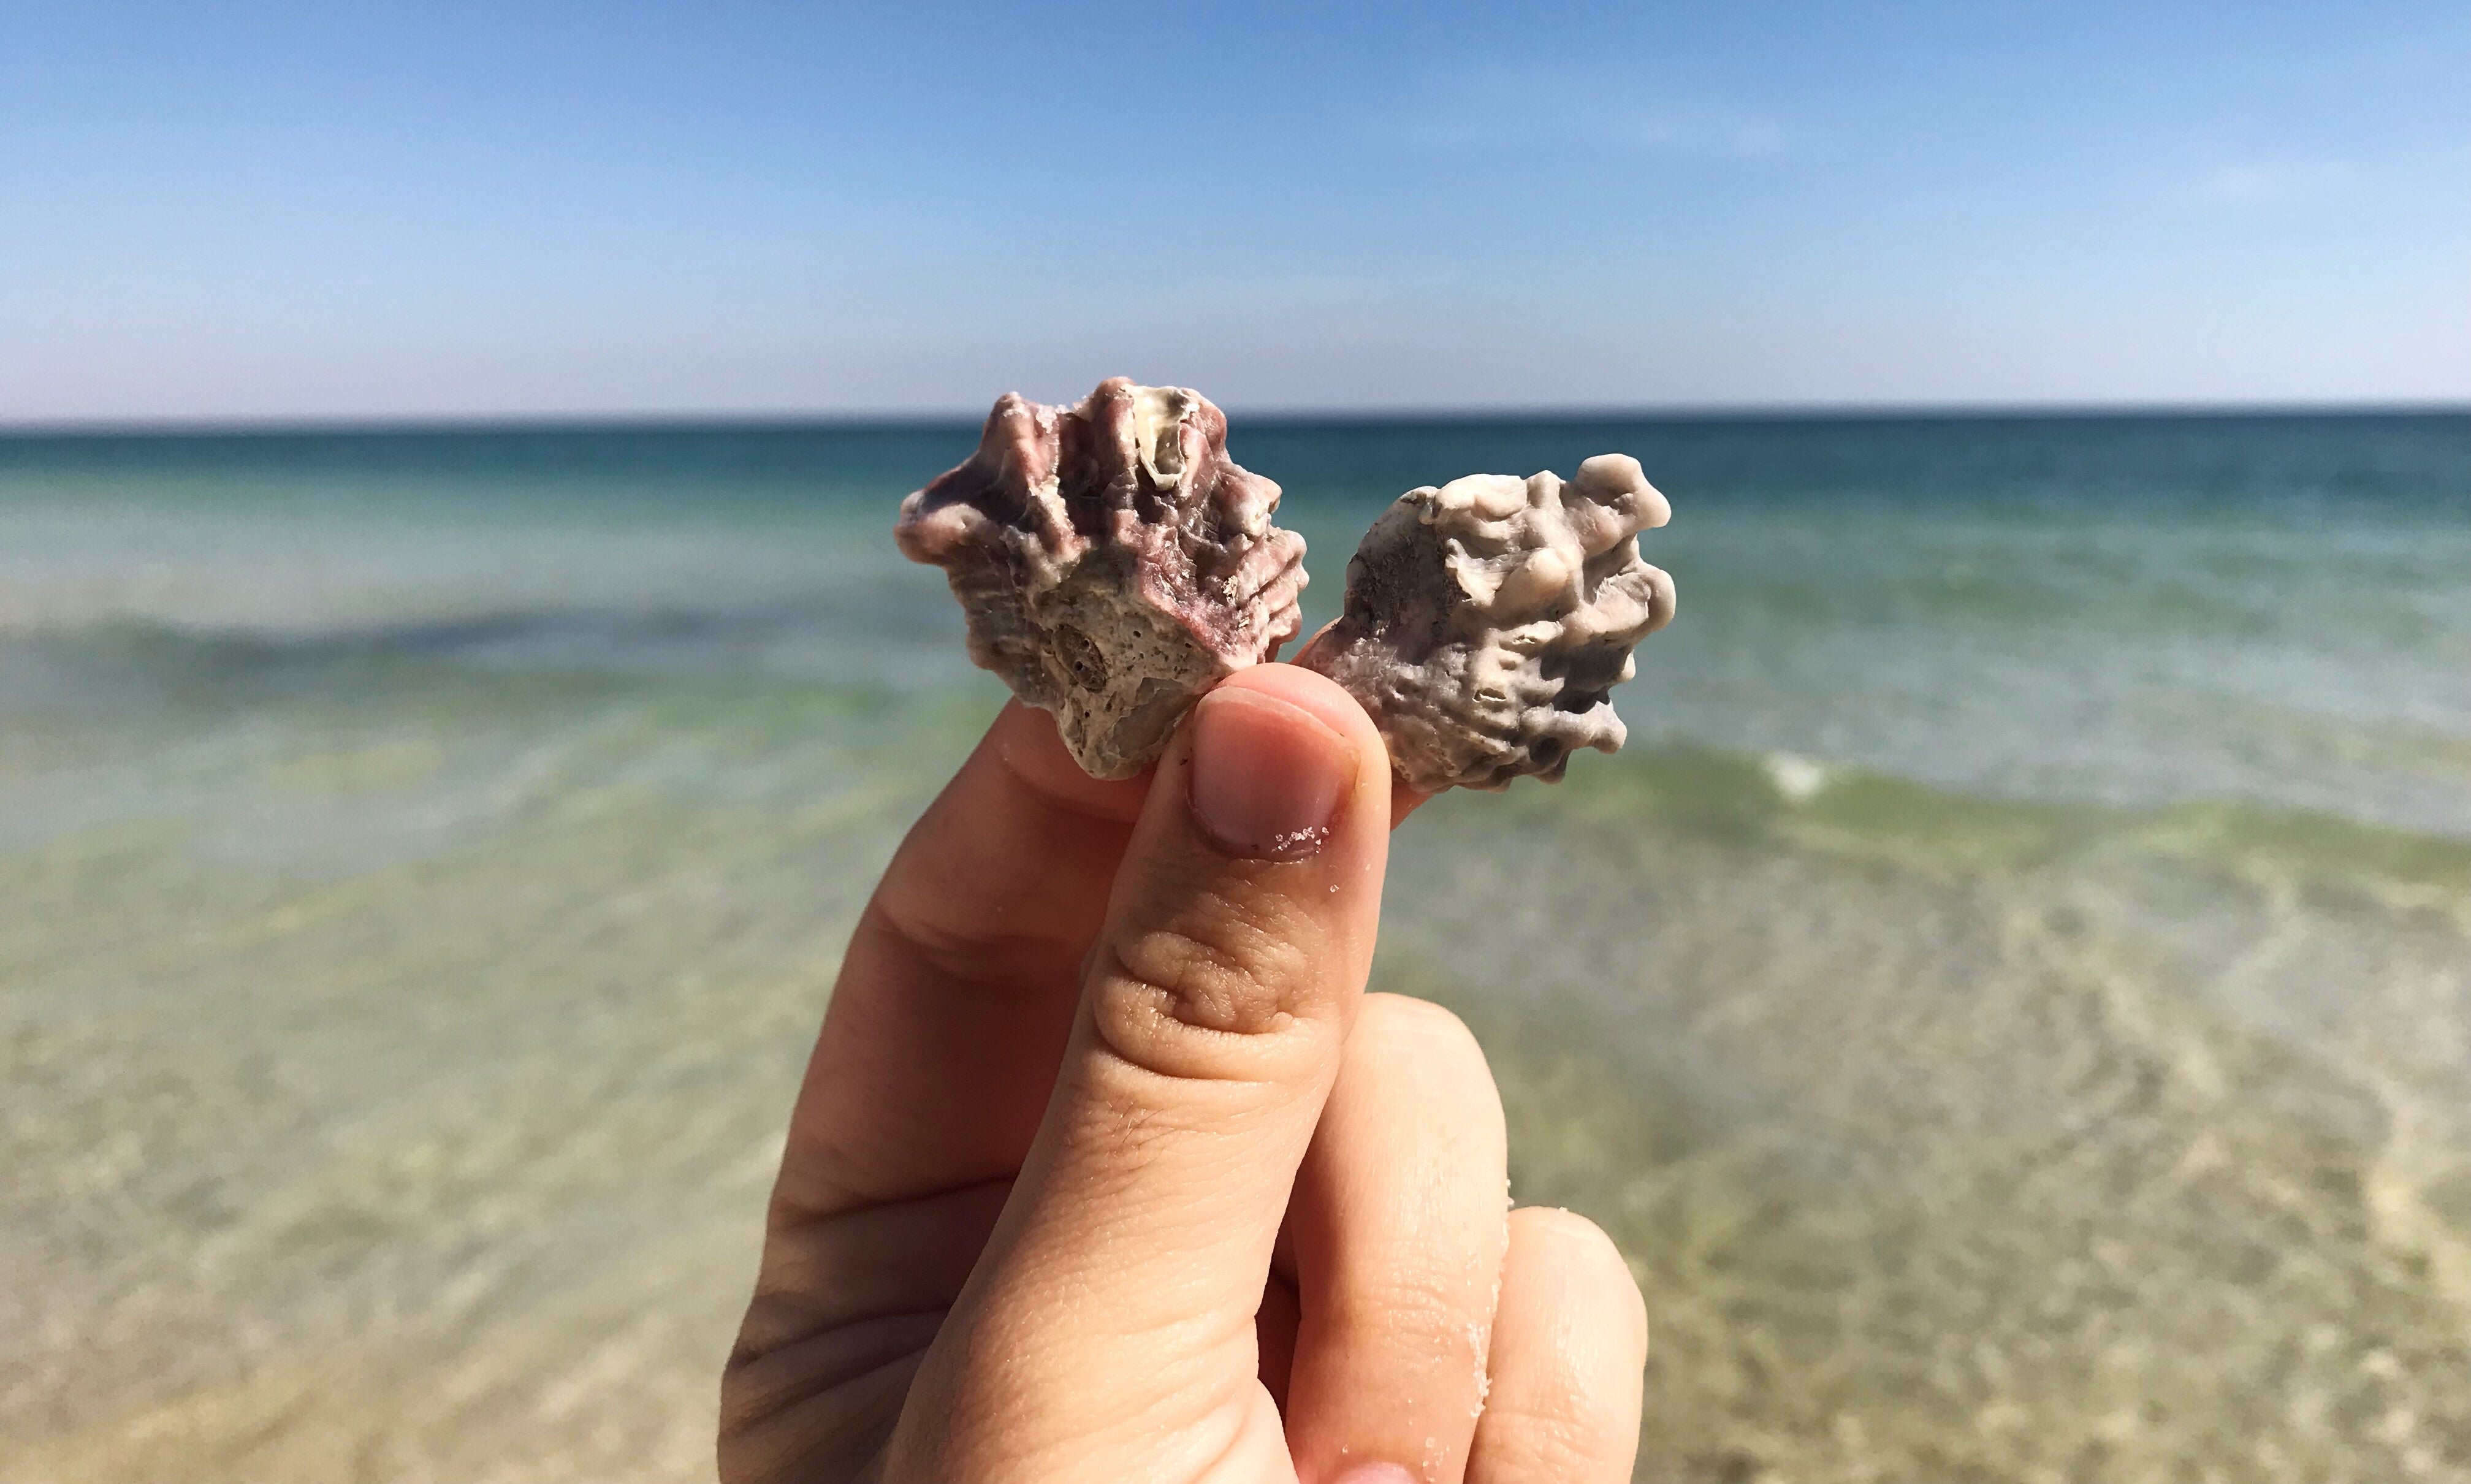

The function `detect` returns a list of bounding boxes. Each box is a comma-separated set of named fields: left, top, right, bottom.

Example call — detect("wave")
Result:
left=0, top=599, right=981, bottom=705
left=1513, top=739, right=2471, bottom=902
left=1385, top=739, right=2471, bottom=1480
left=13, top=610, right=2467, bottom=881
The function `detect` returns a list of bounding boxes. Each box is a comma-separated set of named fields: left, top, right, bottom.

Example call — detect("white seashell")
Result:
left=1298, top=453, right=1675, bottom=791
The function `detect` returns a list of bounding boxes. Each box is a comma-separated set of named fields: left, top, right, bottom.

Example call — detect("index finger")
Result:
left=775, top=699, right=1149, bottom=1220
left=771, top=689, right=1428, bottom=1225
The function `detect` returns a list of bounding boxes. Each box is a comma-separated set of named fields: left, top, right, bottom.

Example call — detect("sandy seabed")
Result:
left=6, top=670, right=2467, bottom=1484
left=7, top=411, right=2468, bottom=1482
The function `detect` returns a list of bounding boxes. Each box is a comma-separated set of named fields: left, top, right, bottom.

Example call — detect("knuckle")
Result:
left=1479, top=1400, right=1616, bottom=1480
left=1111, top=908, right=1303, bottom=1035
left=1346, top=1266, right=1494, bottom=1361
left=866, top=900, right=1079, bottom=991
left=1087, top=893, right=1331, bottom=1084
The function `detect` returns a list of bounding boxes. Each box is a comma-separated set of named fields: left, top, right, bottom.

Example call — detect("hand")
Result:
left=718, top=664, right=1647, bottom=1483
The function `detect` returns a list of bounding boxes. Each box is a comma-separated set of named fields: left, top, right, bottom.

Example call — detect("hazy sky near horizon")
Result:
left=4, top=1, right=2468, bottom=422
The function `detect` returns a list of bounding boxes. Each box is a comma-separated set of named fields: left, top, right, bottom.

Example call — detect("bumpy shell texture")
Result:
left=896, top=378, right=1308, bottom=778
left=1297, top=454, right=1676, bottom=792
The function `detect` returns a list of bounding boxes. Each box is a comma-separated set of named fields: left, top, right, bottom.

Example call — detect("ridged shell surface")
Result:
left=1298, top=454, right=1675, bottom=791
left=895, top=378, right=1308, bottom=778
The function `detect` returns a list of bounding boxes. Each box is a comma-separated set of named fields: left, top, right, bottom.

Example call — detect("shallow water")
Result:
left=2, top=413, right=2466, bottom=1482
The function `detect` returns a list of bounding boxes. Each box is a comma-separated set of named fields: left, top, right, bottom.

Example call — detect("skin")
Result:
left=719, top=663, right=1648, bottom=1484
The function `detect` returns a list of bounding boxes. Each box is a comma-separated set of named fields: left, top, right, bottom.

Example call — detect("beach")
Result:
left=3, top=411, right=2467, bottom=1482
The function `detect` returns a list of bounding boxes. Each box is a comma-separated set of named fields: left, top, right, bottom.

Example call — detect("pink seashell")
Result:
left=897, top=379, right=1308, bottom=778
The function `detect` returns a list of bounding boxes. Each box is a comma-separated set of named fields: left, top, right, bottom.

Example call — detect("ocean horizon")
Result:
left=5, top=407, right=2467, bottom=1480
left=10, top=399, right=2469, bottom=433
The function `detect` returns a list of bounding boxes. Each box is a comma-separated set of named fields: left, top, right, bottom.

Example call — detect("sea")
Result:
left=2, top=411, right=2466, bottom=1483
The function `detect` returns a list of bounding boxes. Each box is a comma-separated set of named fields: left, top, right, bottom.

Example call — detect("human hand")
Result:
left=718, top=664, right=1647, bottom=1483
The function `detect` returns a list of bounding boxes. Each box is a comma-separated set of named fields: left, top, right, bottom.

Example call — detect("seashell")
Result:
left=1296, top=454, right=1675, bottom=791
left=896, top=378, right=1308, bottom=778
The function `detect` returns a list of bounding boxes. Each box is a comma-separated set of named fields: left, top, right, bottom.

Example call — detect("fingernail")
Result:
left=1187, top=686, right=1350, bottom=860
left=1329, top=1465, right=1418, bottom=1484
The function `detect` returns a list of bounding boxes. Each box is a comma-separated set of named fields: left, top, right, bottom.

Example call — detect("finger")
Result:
left=778, top=696, right=1421, bottom=1222
left=1466, top=1209, right=1648, bottom=1484
left=722, top=1180, right=1010, bottom=1480
left=776, top=699, right=1149, bottom=1217
left=1282, top=994, right=1511, bottom=1484
left=892, top=663, right=1395, bottom=1480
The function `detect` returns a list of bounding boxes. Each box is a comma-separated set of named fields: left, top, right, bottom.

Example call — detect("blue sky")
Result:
left=4, top=1, right=2466, bottom=421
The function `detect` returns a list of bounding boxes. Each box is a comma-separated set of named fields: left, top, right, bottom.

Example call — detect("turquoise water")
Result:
left=3, top=413, right=2467, bottom=1481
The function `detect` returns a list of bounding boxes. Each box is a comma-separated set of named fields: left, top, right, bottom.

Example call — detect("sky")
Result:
left=3, top=1, right=2467, bottom=423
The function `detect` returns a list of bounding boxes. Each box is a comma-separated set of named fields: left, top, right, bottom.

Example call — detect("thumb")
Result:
left=886, top=663, right=1393, bottom=1483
